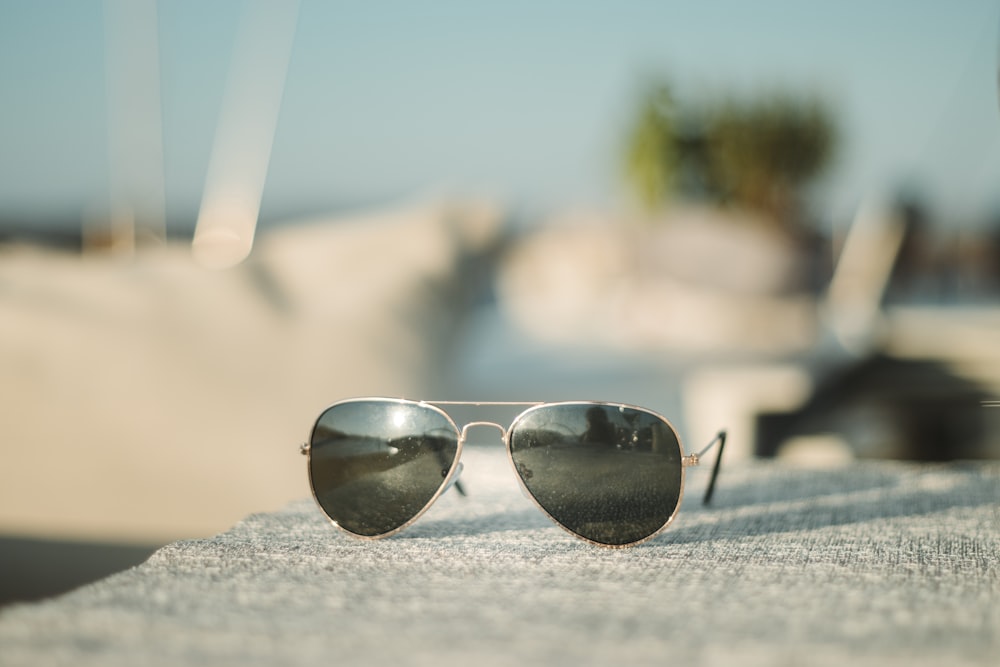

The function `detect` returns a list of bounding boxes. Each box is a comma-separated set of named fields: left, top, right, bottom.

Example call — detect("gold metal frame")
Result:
left=301, top=398, right=725, bottom=548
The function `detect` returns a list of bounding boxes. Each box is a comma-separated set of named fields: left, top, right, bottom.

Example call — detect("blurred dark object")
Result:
left=0, top=535, right=157, bottom=607
left=756, top=355, right=993, bottom=461
left=755, top=192, right=1000, bottom=462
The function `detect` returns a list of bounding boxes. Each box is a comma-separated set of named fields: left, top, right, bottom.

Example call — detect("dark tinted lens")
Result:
left=509, top=403, right=683, bottom=546
left=308, top=400, right=459, bottom=537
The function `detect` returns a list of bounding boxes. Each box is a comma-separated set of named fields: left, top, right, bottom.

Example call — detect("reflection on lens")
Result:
left=309, top=399, right=459, bottom=537
left=508, top=403, right=683, bottom=546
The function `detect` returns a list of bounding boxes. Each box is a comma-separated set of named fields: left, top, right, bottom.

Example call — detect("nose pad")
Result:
left=443, top=461, right=466, bottom=497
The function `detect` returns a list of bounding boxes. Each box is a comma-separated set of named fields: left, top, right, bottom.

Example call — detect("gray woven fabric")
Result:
left=1, top=449, right=997, bottom=666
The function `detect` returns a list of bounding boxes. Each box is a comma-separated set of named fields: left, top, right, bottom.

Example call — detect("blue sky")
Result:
left=1, top=1, right=998, bottom=230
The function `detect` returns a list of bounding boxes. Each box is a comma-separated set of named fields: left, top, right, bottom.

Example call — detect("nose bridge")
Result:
left=460, top=420, right=507, bottom=443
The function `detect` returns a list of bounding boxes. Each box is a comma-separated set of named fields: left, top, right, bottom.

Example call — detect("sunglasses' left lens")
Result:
left=308, top=399, right=459, bottom=537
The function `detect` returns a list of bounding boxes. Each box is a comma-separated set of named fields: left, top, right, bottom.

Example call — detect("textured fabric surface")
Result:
left=1, top=450, right=997, bottom=666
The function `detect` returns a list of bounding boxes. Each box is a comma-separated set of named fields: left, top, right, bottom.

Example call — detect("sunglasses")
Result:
left=300, top=398, right=726, bottom=547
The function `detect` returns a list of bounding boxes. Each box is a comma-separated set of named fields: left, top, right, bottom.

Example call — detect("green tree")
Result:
left=622, top=80, right=837, bottom=227
left=622, top=83, right=678, bottom=213
left=706, top=92, right=836, bottom=225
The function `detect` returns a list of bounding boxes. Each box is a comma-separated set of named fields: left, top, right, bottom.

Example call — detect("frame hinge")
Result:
left=681, top=454, right=700, bottom=467
left=299, top=442, right=310, bottom=456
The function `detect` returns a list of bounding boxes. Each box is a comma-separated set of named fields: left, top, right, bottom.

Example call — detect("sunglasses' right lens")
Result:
left=308, top=399, right=459, bottom=537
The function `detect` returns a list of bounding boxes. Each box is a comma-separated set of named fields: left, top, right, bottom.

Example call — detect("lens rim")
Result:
left=306, top=397, right=464, bottom=540
left=505, top=400, right=687, bottom=548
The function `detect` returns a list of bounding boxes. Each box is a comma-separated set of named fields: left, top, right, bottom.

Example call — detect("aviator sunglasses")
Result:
left=301, top=398, right=726, bottom=547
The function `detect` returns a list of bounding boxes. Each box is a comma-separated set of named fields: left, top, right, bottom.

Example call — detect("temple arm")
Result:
left=693, top=430, right=727, bottom=505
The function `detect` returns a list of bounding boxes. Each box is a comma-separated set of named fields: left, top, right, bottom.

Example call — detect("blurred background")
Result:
left=2, top=1, right=999, bottom=603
